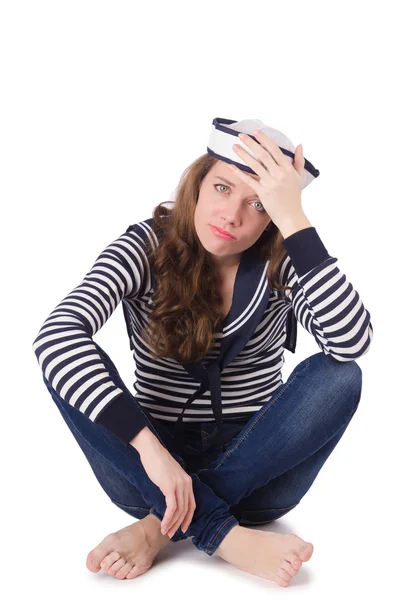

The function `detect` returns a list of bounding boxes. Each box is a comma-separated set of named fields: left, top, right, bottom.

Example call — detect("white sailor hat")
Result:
left=207, top=117, right=320, bottom=190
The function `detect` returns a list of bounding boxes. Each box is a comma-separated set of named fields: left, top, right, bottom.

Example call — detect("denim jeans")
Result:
left=42, top=349, right=362, bottom=556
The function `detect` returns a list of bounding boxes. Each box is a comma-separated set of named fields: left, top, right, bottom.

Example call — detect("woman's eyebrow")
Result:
left=214, top=176, right=259, bottom=198
left=214, top=175, right=237, bottom=187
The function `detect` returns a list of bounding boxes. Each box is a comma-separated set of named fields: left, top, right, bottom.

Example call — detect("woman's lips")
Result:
left=210, top=225, right=236, bottom=241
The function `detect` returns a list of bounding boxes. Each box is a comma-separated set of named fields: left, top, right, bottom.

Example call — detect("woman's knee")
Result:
left=310, top=351, right=361, bottom=385
left=309, top=351, right=363, bottom=412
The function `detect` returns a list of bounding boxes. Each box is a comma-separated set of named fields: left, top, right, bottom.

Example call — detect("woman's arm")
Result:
left=32, top=223, right=152, bottom=446
left=278, top=222, right=373, bottom=361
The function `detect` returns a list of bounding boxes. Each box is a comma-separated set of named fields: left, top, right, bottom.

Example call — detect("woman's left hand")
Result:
left=228, top=130, right=306, bottom=229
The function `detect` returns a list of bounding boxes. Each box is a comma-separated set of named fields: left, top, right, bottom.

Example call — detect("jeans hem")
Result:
left=202, top=515, right=240, bottom=556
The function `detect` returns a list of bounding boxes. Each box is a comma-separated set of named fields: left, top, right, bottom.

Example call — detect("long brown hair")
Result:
left=140, top=153, right=292, bottom=364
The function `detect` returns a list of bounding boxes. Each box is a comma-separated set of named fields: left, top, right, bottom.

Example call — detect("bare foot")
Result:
left=214, top=525, right=314, bottom=587
left=86, top=513, right=171, bottom=579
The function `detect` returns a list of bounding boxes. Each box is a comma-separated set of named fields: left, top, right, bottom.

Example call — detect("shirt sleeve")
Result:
left=32, top=223, right=152, bottom=446
left=278, top=226, right=373, bottom=361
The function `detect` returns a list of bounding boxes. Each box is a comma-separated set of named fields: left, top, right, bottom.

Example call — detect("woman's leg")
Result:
left=230, top=417, right=353, bottom=525
left=194, top=351, right=363, bottom=529
left=41, top=348, right=239, bottom=556
left=48, top=391, right=172, bottom=529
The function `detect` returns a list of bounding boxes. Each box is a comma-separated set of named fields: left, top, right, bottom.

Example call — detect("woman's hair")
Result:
left=140, top=153, right=293, bottom=364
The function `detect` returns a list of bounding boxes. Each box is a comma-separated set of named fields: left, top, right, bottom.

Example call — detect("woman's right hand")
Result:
left=133, top=432, right=196, bottom=538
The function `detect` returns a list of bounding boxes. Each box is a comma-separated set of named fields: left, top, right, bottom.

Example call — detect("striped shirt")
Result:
left=32, top=218, right=373, bottom=446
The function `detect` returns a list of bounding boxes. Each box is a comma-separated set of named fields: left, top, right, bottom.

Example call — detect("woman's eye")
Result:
left=214, top=184, right=265, bottom=212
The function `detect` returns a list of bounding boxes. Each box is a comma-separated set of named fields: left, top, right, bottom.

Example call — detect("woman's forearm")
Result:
left=129, top=425, right=160, bottom=454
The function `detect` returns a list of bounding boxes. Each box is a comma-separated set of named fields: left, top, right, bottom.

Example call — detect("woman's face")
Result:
left=194, top=160, right=272, bottom=270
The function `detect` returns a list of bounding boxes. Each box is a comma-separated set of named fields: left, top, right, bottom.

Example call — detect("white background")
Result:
left=2, top=0, right=395, bottom=597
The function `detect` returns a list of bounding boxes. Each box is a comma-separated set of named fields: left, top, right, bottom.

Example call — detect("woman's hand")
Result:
left=228, top=130, right=306, bottom=230
left=136, top=436, right=196, bottom=538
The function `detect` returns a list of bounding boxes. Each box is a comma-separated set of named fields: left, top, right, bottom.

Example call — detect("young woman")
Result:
left=32, top=118, right=373, bottom=587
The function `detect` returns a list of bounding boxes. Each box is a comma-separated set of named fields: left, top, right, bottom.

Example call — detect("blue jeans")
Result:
left=42, top=350, right=362, bottom=556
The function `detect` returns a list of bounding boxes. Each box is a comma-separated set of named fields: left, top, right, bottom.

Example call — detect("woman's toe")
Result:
left=100, top=550, right=121, bottom=571
left=280, top=558, right=298, bottom=576
left=108, top=557, right=126, bottom=575
left=115, top=562, right=134, bottom=579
